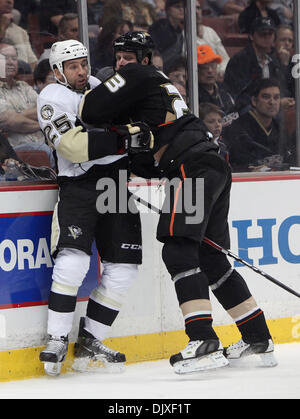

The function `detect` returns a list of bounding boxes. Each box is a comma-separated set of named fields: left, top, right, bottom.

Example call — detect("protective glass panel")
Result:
left=0, top=0, right=298, bottom=183
left=197, top=0, right=297, bottom=174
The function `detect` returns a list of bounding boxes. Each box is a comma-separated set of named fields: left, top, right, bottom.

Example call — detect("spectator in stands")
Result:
left=0, top=42, right=53, bottom=163
left=270, top=1, right=293, bottom=26
left=90, top=18, right=133, bottom=74
left=152, top=49, right=164, bottom=71
left=201, top=0, right=225, bottom=16
left=165, top=56, right=186, bottom=87
left=222, top=78, right=291, bottom=172
left=100, top=0, right=156, bottom=29
left=0, top=131, right=19, bottom=164
left=197, top=45, right=235, bottom=115
left=196, top=0, right=230, bottom=79
left=222, top=0, right=248, bottom=16
left=149, top=0, right=185, bottom=71
left=14, top=0, right=39, bottom=29
left=39, top=13, right=80, bottom=62
left=150, top=0, right=167, bottom=19
left=199, top=102, right=229, bottom=161
left=173, top=80, right=187, bottom=102
left=0, top=130, right=24, bottom=180
left=224, top=17, right=280, bottom=111
left=202, top=0, right=241, bottom=16
left=33, top=59, right=56, bottom=93
left=56, top=12, right=79, bottom=41
left=272, top=24, right=295, bottom=104
left=87, top=0, right=105, bottom=26
left=238, top=0, right=281, bottom=34
left=133, top=16, right=151, bottom=32
left=39, top=0, right=77, bottom=36
left=0, top=0, right=37, bottom=70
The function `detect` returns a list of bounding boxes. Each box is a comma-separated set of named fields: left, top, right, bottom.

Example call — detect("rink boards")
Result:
left=0, top=175, right=300, bottom=381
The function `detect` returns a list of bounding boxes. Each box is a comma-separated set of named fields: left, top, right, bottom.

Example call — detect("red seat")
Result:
left=27, top=13, right=57, bottom=57
left=202, top=16, right=239, bottom=40
left=16, top=150, right=51, bottom=168
left=202, top=17, right=229, bottom=40
left=223, top=33, right=249, bottom=47
left=225, top=46, right=244, bottom=58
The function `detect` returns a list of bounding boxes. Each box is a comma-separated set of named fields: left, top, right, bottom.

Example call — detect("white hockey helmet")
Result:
left=49, top=39, right=90, bottom=87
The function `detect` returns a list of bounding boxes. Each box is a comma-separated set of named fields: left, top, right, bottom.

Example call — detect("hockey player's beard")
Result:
left=73, top=78, right=89, bottom=93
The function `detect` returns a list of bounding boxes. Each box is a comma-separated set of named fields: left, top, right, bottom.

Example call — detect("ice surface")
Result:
left=0, top=343, right=299, bottom=399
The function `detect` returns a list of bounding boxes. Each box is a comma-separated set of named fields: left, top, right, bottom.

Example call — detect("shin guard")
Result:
left=162, top=238, right=218, bottom=341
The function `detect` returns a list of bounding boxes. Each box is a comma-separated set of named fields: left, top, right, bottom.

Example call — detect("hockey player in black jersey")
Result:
left=80, top=31, right=277, bottom=373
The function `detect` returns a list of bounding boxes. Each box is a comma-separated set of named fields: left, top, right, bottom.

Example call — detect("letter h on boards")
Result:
left=232, top=219, right=278, bottom=267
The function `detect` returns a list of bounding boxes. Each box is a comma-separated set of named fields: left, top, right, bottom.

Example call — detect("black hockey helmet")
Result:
left=113, top=31, right=155, bottom=65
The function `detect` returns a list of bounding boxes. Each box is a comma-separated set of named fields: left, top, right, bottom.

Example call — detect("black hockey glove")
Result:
left=112, top=122, right=154, bottom=154
left=130, top=152, right=161, bottom=179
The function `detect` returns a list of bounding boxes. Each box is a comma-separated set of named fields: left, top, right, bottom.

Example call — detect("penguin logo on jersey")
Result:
left=68, top=225, right=83, bottom=240
left=41, top=104, right=54, bottom=120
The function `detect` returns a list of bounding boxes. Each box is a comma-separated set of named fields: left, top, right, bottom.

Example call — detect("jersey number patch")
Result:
left=162, top=83, right=188, bottom=119
left=43, top=114, right=72, bottom=147
left=104, top=74, right=126, bottom=93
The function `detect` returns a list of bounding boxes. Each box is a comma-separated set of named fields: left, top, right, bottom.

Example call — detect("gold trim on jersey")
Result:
left=249, top=110, right=273, bottom=137
left=78, top=89, right=91, bottom=119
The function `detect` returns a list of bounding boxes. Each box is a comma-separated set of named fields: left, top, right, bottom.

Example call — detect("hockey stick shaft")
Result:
left=132, top=193, right=300, bottom=299
left=202, top=237, right=300, bottom=299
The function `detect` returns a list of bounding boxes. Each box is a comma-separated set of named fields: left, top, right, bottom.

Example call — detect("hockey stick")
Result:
left=131, top=193, right=300, bottom=299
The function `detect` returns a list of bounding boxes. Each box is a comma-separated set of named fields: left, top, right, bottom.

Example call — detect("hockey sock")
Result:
left=47, top=248, right=90, bottom=337
left=48, top=291, right=77, bottom=337
left=234, top=309, right=272, bottom=343
left=162, top=238, right=218, bottom=342
left=211, top=269, right=271, bottom=342
left=184, top=310, right=217, bottom=342
left=86, top=298, right=119, bottom=331
left=174, top=270, right=218, bottom=341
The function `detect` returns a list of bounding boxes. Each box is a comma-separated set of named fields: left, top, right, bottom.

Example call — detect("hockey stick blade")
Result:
left=132, top=194, right=300, bottom=299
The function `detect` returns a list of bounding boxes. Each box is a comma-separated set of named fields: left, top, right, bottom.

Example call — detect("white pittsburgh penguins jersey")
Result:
left=37, top=75, right=124, bottom=177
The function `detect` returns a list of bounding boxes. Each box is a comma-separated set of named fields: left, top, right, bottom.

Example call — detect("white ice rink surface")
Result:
left=0, top=343, right=299, bottom=399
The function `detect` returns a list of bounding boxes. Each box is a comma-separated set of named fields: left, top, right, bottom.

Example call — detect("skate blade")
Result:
left=72, top=357, right=125, bottom=374
left=228, top=352, right=278, bottom=368
left=43, top=362, right=63, bottom=377
left=259, top=352, right=278, bottom=367
left=173, top=350, right=229, bottom=375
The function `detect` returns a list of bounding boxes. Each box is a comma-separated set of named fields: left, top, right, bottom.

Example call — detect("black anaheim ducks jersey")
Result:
left=80, top=63, right=200, bottom=152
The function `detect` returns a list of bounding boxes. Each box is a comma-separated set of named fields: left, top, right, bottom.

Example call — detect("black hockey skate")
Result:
left=223, top=338, right=277, bottom=367
left=72, top=317, right=126, bottom=373
left=170, top=339, right=229, bottom=374
left=40, top=335, right=69, bottom=376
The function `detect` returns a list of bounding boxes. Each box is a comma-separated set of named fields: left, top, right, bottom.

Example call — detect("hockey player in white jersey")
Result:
left=37, top=40, right=150, bottom=376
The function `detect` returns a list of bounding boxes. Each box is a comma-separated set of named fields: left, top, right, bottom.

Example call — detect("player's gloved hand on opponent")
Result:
left=112, top=122, right=154, bottom=154
left=96, top=66, right=115, bottom=83
left=130, top=152, right=161, bottom=179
